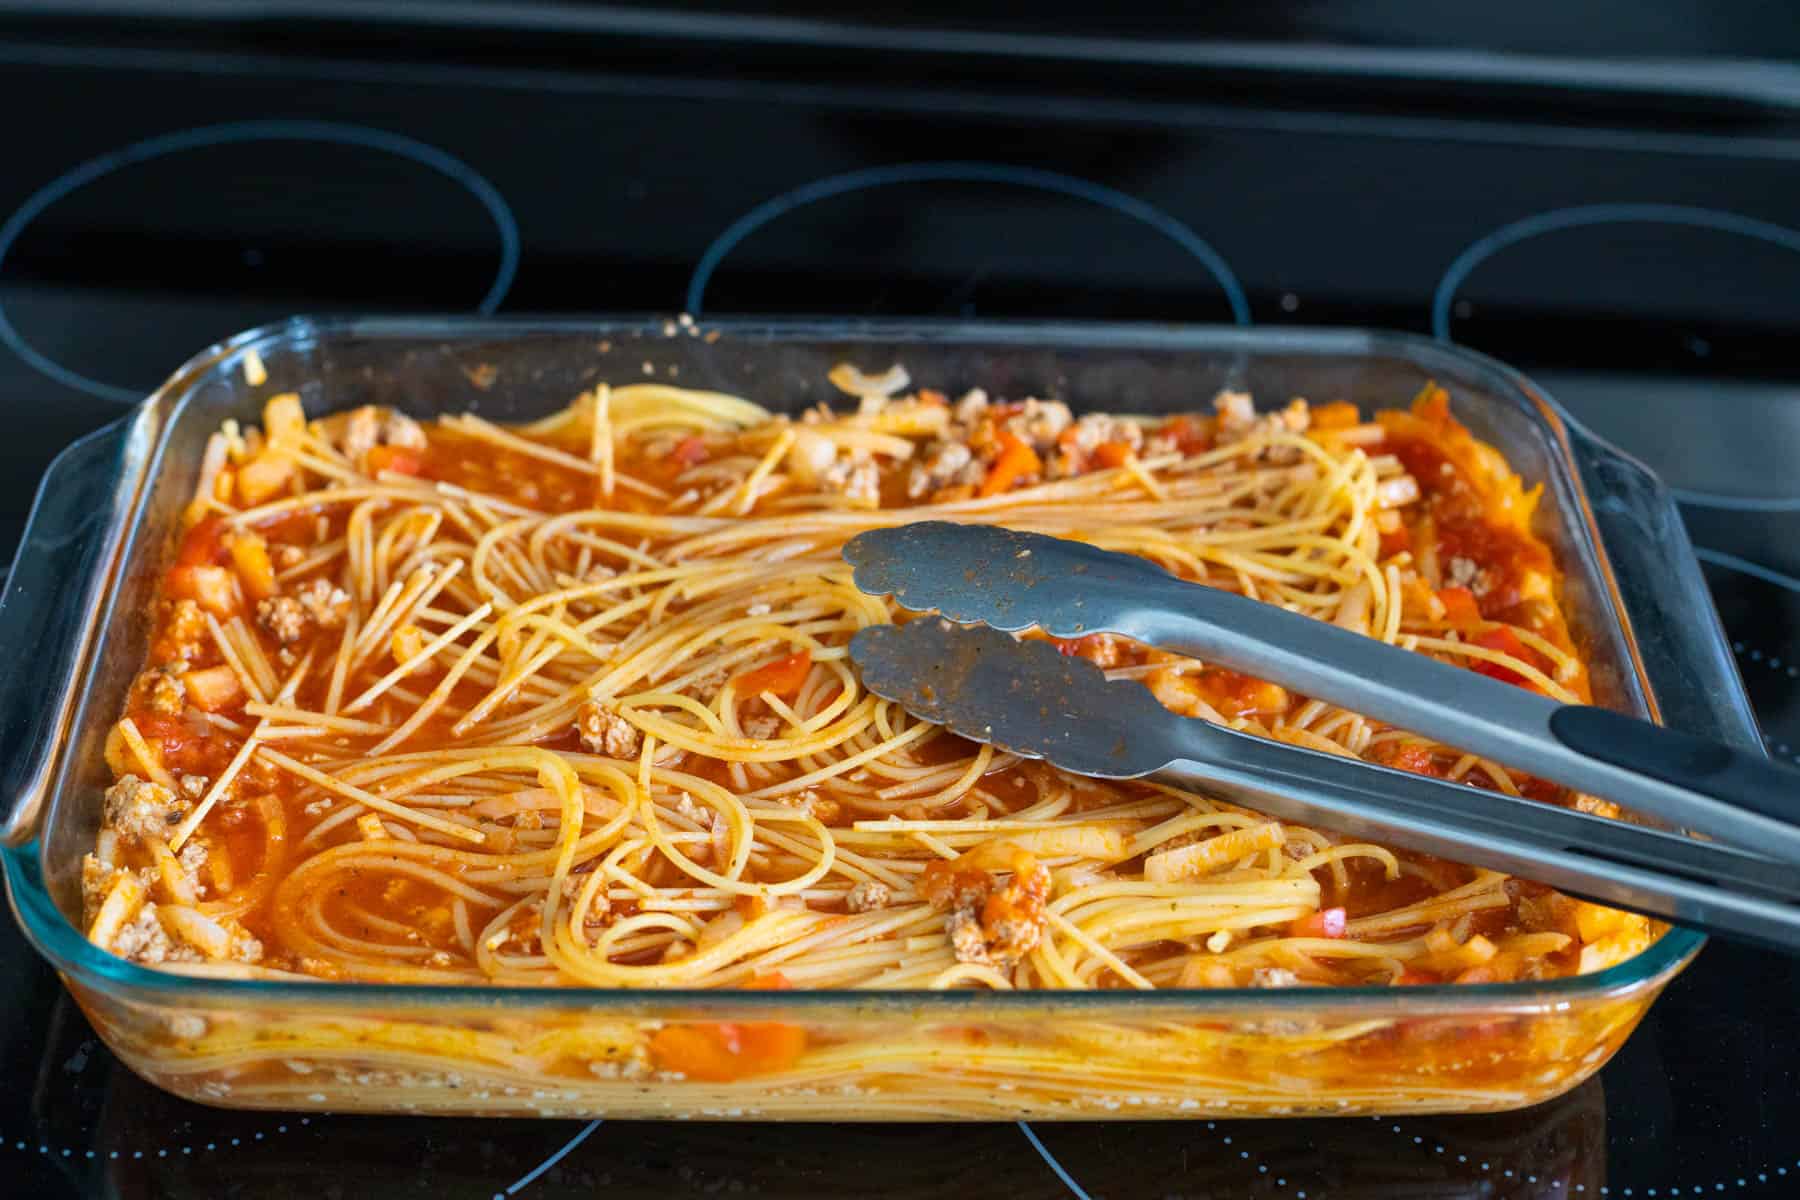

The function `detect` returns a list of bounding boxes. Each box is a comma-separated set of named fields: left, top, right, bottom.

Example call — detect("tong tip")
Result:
left=848, top=618, right=1174, bottom=780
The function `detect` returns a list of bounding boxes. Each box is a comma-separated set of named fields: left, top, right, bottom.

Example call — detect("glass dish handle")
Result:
left=0, top=416, right=150, bottom=846
left=1566, top=423, right=1761, bottom=751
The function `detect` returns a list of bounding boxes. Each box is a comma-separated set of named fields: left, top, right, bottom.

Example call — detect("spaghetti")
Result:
left=81, top=365, right=1655, bottom=1084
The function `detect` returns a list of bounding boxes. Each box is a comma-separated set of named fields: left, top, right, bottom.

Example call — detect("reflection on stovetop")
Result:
left=5, top=24, right=1800, bottom=1200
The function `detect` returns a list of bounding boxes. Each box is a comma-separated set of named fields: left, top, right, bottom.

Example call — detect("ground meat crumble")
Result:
left=158, top=598, right=208, bottom=661
left=177, top=839, right=208, bottom=881
left=294, top=577, right=352, bottom=630
left=921, top=852, right=1052, bottom=970
left=1446, top=554, right=1490, bottom=595
left=905, top=439, right=979, bottom=499
left=103, top=775, right=189, bottom=844
left=81, top=855, right=132, bottom=917
left=845, top=880, right=891, bottom=913
left=1213, top=391, right=1312, bottom=462
left=1004, top=398, right=1073, bottom=450
left=576, top=700, right=642, bottom=758
left=256, top=593, right=310, bottom=644
left=742, top=715, right=781, bottom=740
left=1251, top=967, right=1302, bottom=989
left=135, top=663, right=187, bottom=715
left=107, top=902, right=263, bottom=966
left=339, top=406, right=427, bottom=468
left=113, top=904, right=202, bottom=965
left=820, top=451, right=880, bottom=507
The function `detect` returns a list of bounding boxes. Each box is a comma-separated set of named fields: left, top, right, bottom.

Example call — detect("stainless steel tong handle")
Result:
left=1159, top=720, right=1800, bottom=952
left=850, top=618, right=1800, bottom=952
left=845, top=521, right=1800, bottom=864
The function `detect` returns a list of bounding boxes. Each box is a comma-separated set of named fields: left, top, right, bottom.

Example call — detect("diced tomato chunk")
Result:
left=166, top=564, right=239, bottom=617
left=1378, top=522, right=1412, bottom=557
left=1202, top=669, right=1289, bottom=719
left=1394, top=968, right=1441, bottom=986
left=228, top=532, right=277, bottom=600
left=1091, top=441, right=1134, bottom=469
left=647, top=971, right=805, bottom=1081
left=1161, top=414, right=1214, bottom=454
left=733, top=893, right=771, bottom=920
left=182, top=664, right=244, bottom=712
left=1376, top=741, right=1442, bottom=777
left=673, top=435, right=710, bottom=467
left=235, top=450, right=294, bottom=504
left=131, top=711, right=237, bottom=776
left=1470, top=627, right=1533, bottom=687
left=732, top=1020, right=805, bottom=1067
left=732, top=649, right=812, bottom=698
left=1311, top=401, right=1361, bottom=430
left=130, top=712, right=191, bottom=749
left=978, top=431, right=1042, bottom=497
left=366, top=445, right=423, bottom=476
left=1288, top=907, right=1347, bottom=939
left=1436, top=585, right=1482, bottom=628
left=647, top=1025, right=740, bottom=1081
left=176, top=515, right=228, bottom=567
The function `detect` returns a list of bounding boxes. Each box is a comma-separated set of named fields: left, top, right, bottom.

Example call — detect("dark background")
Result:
left=3, top=4, right=1800, bottom=1197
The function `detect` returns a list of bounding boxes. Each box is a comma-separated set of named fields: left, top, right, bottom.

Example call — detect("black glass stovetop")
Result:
left=4, top=9, right=1800, bottom=1197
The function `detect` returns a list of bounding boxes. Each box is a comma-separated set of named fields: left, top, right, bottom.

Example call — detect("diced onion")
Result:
left=159, top=904, right=234, bottom=959
left=1376, top=475, right=1421, bottom=508
left=1145, top=822, right=1285, bottom=883
left=827, top=362, right=910, bottom=399
left=1332, top=579, right=1371, bottom=632
left=963, top=827, right=1128, bottom=869
left=785, top=430, right=837, bottom=485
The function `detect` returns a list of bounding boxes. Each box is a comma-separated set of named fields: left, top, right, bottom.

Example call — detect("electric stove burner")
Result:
left=1431, top=203, right=1800, bottom=508
left=686, top=162, right=1249, bottom=324
left=0, top=119, right=519, bottom=404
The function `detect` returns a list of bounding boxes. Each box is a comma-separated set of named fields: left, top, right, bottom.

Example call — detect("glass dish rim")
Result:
left=3, top=312, right=1711, bottom=1015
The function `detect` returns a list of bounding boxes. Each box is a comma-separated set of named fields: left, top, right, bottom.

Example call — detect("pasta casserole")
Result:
left=75, top=360, right=1659, bottom=1111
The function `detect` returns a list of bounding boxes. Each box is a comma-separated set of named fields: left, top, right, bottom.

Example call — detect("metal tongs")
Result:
left=843, top=521, right=1800, bottom=952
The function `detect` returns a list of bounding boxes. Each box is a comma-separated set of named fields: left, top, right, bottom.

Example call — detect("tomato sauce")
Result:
left=88, top=384, right=1643, bottom=1005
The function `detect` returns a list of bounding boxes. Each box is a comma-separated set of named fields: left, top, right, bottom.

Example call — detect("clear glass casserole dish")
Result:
left=0, top=317, right=1756, bottom=1119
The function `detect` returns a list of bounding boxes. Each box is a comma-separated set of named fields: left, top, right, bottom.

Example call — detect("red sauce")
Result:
left=93, top=387, right=1628, bottom=1000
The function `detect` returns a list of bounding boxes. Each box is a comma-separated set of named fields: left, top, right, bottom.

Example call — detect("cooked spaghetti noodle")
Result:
left=81, top=365, right=1655, bottom=1083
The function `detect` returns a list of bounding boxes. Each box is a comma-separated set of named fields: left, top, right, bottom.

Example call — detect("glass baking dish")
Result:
left=0, top=317, right=1756, bottom=1119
